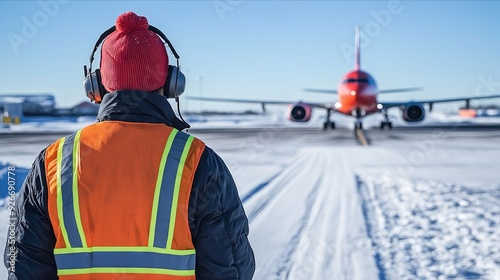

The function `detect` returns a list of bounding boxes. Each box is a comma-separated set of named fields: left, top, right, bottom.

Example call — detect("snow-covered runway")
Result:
left=1, top=122, right=499, bottom=279
left=244, top=148, right=378, bottom=280
left=198, top=125, right=500, bottom=280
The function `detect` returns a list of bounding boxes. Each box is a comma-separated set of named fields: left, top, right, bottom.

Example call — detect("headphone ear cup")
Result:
left=165, top=65, right=186, bottom=99
left=84, top=71, right=94, bottom=101
left=175, top=69, right=186, bottom=96
left=94, top=69, right=107, bottom=103
left=83, top=68, right=107, bottom=103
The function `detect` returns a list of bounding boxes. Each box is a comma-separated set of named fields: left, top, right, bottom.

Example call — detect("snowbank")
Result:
left=357, top=175, right=500, bottom=279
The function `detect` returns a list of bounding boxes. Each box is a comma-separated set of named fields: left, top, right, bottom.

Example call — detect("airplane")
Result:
left=188, top=27, right=500, bottom=130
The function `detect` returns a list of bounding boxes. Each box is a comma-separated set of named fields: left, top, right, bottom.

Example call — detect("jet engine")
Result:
left=401, top=103, right=425, bottom=122
left=287, top=102, right=312, bottom=122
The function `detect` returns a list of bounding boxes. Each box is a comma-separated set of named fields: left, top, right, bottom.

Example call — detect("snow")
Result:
left=0, top=116, right=95, bottom=134
left=0, top=113, right=499, bottom=279
left=242, top=148, right=378, bottom=279
left=357, top=175, right=500, bottom=279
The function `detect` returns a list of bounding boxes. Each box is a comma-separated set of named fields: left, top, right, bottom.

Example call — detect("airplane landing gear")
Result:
left=380, top=110, right=392, bottom=129
left=323, top=121, right=336, bottom=130
left=380, top=121, right=392, bottom=129
left=353, top=108, right=364, bottom=130
left=323, top=109, right=336, bottom=130
left=355, top=120, right=363, bottom=129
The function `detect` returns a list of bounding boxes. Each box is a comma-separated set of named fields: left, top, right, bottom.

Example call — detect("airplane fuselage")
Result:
left=336, top=70, right=378, bottom=117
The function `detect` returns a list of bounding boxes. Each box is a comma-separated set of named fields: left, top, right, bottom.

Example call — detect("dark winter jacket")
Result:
left=4, top=91, right=255, bottom=279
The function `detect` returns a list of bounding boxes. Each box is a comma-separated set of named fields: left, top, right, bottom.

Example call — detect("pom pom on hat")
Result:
left=100, top=12, right=168, bottom=92
left=115, top=11, right=149, bottom=33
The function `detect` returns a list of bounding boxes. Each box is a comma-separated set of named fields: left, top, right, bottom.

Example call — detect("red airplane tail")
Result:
left=355, top=26, right=360, bottom=70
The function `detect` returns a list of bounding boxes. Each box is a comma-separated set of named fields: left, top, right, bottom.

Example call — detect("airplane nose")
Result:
left=353, top=84, right=368, bottom=98
left=352, top=84, right=368, bottom=105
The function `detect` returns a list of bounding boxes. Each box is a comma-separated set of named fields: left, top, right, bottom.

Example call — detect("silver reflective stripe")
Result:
left=153, top=131, right=192, bottom=248
left=55, top=251, right=195, bottom=271
left=57, top=130, right=86, bottom=248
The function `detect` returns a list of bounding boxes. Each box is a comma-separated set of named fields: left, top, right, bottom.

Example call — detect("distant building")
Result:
left=0, top=94, right=100, bottom=118
left=459, top=105, right=500, bottom=118
left=1, top=101, right=23, bottom=123
left=71, top=101, right=99, bottom=116
left=0, top=94, right=55, bottom=115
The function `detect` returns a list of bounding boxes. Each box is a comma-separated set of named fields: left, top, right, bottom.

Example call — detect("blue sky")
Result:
left=1, top=1, right=500, bottom=112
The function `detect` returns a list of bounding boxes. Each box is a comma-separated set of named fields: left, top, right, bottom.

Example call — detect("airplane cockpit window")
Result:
left=343, top=78, right=370, bottom=84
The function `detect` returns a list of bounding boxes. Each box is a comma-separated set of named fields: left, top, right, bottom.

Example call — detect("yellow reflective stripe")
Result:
left=148, top=129, right=178, bottom=247
left=166, top=136, right=194, bottom=249
left=54, top=246, right=195, bottom=255
left=56, top=137, right=71, bottom=248
left=72, top=129, right=87, bottom=248
left=58, top=267, right=195, bottom=276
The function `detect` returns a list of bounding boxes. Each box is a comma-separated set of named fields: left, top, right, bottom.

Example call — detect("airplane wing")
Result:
left=303, top=88, right=338, bottom=94
left=378, top=87, right=423, bottom=94
left=380, top=94, right=500, bottom=109
left=187, top=96, right=333, bottom=110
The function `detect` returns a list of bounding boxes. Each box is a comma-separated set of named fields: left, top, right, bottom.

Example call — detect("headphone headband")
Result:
left=84, top=23, right=186, bottom=103
left=88, top=25, right=180, bottom=66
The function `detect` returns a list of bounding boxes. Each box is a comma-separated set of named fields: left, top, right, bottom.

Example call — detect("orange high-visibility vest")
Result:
left=44, top=121, right=205, bottom=279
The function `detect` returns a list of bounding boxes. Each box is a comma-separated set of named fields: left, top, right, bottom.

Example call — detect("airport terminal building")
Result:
left=0, top=94, right=55, bottom=117
left=0, top=94, right=99, bottom=124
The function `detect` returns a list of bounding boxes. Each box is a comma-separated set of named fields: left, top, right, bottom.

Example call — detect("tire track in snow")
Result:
left=245, top=152, right=309, bottom=224
left=280, top=152, right=336, bottom=280
left=241, top=171, right=282, bottom=203
left=275, top=177, right=322, bottom=279
left=355, top=175, right=387, bottom=280
left=283, top=151, right=375, bottom=280
left=249, top=148, right=379, bottom=280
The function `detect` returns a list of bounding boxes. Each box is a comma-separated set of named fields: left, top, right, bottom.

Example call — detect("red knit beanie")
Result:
left=101, top=12, right=168, bottom=92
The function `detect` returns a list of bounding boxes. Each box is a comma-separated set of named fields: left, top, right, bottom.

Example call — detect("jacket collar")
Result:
left=96, top=90, right=189, bottom=130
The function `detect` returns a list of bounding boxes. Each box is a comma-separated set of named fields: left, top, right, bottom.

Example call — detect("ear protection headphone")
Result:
left=83, top=25, right=186, bottom=104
